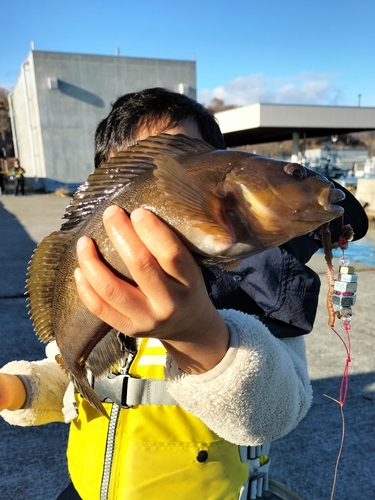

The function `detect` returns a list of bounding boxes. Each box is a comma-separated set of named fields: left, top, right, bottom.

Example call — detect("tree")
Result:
left=207, top=98, right=237, bottom=114
left=0, top=88, right=14, bottom=159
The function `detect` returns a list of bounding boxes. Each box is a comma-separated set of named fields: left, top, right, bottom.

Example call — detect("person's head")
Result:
left=94, top=87, right=225, bottom=169
left=14, top=159, right=20, bottom=167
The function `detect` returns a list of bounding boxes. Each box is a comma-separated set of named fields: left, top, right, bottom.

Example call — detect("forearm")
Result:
left=165, top=309, right=312, bottom=446
left=0, top=358, right=69, bottom=426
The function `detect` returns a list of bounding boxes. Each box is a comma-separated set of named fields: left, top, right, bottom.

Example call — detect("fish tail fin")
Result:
left=73, top=369, right=109, bottom=419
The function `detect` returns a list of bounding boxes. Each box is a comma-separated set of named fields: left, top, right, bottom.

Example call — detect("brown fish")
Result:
left=27, top=134, right=345, bottom=417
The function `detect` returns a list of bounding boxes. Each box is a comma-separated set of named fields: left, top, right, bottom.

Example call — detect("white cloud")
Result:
left=198, top=71, right=342, bottom=107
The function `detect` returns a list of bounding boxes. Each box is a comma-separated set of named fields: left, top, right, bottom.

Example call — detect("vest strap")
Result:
left=239, top=444, right=271, bottom=500
left=93, top=374, right=178, bottom=407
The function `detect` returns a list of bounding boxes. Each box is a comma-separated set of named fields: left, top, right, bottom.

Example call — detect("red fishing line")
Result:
left=322, top=219, right=355, bottom=500
left=330, top=318, right=351, bottom=407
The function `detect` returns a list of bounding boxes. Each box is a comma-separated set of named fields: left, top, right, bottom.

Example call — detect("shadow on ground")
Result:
left=0, top=202, right=69, bottom=500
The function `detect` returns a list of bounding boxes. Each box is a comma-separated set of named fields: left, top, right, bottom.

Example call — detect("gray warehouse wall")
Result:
left=11, top=50, right=196, bottom=191
left=10, top=55, right=45, bottom=184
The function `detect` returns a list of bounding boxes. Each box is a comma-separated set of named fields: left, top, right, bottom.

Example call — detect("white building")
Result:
left=9, top=50, right=196, bottom=191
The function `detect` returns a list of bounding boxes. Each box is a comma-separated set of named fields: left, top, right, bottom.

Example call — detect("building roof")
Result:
left=215, top=103, right=375, bottom=147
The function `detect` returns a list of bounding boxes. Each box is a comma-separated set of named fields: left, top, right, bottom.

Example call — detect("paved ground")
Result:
left=0, top=194, right=70, bottom=500
left=0, top=193, right=374, bottom=500
left=271, top=254, right=375, bottom=499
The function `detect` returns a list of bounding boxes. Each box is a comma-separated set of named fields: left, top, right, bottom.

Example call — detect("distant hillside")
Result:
left=231, top=132, right=374, bottom=159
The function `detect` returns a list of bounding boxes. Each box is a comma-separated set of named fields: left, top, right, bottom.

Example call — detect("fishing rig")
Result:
left=321, top=221, right=356, bottom=500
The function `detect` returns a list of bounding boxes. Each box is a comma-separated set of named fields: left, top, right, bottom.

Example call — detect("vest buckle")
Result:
left=93, top=374, right=131, bottom=408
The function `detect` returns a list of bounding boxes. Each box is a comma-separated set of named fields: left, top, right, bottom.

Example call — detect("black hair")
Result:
left=94, top=87, right=226, bottom=169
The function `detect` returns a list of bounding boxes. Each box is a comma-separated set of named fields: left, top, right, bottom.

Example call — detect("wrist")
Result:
left=162, top=308, right=230, bottom=374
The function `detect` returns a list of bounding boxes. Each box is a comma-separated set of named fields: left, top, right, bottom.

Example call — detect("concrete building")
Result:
left=215, top=103, right=375, bottom=162
left=8, top=50, right=196, bottom=191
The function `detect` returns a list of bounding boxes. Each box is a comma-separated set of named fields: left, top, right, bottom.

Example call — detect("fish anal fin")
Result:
left=153, top=155, right=235, bottom=251
left=56, top=349, right=109, bottom=418
left=73, top=368, right=109, bottom=418
left=27, top=231, right=74, bottom=343
left=86, top=329, right=126, bottom=379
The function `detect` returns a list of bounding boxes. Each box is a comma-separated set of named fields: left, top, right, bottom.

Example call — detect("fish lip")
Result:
left=330, top=187, right=346, bottom=204
left=318, top=186, right=345, bottom=213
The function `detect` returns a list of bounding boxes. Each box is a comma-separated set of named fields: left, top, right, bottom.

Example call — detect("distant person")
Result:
left=12, top=159, right=25, bottom=196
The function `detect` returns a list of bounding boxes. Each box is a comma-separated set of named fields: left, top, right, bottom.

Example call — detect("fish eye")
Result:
left=284, top=163, right=307, bottom=180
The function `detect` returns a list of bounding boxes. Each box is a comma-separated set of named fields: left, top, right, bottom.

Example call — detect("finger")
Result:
left=102, top=206, right=203, bottom=326
left=75, top=236, right=154, bottom=330
left=102, top=207, right=186, bottom=300
left=76, top=235, right=128, bottom=302
left=130, top=208, right=201, bottom=286
left=128, top=209, right=209, bottom=324
left=74, top=266, right=134, bottom=335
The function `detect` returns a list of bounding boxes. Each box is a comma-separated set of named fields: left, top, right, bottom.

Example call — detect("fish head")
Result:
left=223, top=156, right=345, bottom=250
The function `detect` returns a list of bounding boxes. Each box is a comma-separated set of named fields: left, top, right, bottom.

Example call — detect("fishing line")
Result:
left=322, top=218, right=356, bottom=500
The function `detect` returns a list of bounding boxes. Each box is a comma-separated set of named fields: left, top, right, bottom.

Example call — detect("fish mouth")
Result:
left=318, top=186, right=345, bottom=214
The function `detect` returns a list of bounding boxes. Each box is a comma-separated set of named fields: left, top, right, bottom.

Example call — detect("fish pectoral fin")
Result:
left=55, top=354, right=69, bottom=374
left=61, top=134, right=214, bottom=231
left=153, top=156, right=235, bottom=250
left=218, top=259, right=243, bottom=271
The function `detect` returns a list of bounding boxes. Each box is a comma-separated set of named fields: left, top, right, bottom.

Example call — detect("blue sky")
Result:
left=2, top=0, right=375, bottom=107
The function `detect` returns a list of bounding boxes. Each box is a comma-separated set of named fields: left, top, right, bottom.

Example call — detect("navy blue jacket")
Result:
left=203, top=235, right=320, bottom=338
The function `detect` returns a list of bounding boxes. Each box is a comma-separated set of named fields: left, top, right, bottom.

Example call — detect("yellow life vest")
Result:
left=67, top=339, right=250, bottom=500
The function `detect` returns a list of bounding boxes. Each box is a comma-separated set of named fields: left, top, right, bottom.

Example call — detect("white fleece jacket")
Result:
left=0, top=309, right=312, bottom=445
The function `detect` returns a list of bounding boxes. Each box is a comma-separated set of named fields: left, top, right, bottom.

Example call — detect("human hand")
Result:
left=75, top=206, right=229, bottom=373
left=0, top=373, right=27, bottom=411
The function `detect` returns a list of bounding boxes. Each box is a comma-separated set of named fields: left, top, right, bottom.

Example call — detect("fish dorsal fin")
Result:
left=153, top=155, right=235, bottom=251
left=27, top=230, right=75, bottom=343
left=61, top=134, right=215, bottom=231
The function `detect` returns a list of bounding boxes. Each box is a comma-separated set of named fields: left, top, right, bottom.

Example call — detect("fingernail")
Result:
left=131, top=208, right=148, bottom=222
left=76, top=236, right=89, bottom=253
left=103, top=205, right=121, bottom=220
left=74, top=267, right=82, bottom=282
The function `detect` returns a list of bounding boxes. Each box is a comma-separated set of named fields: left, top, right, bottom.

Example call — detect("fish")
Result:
left=26, top=133, right=345, bottom=417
